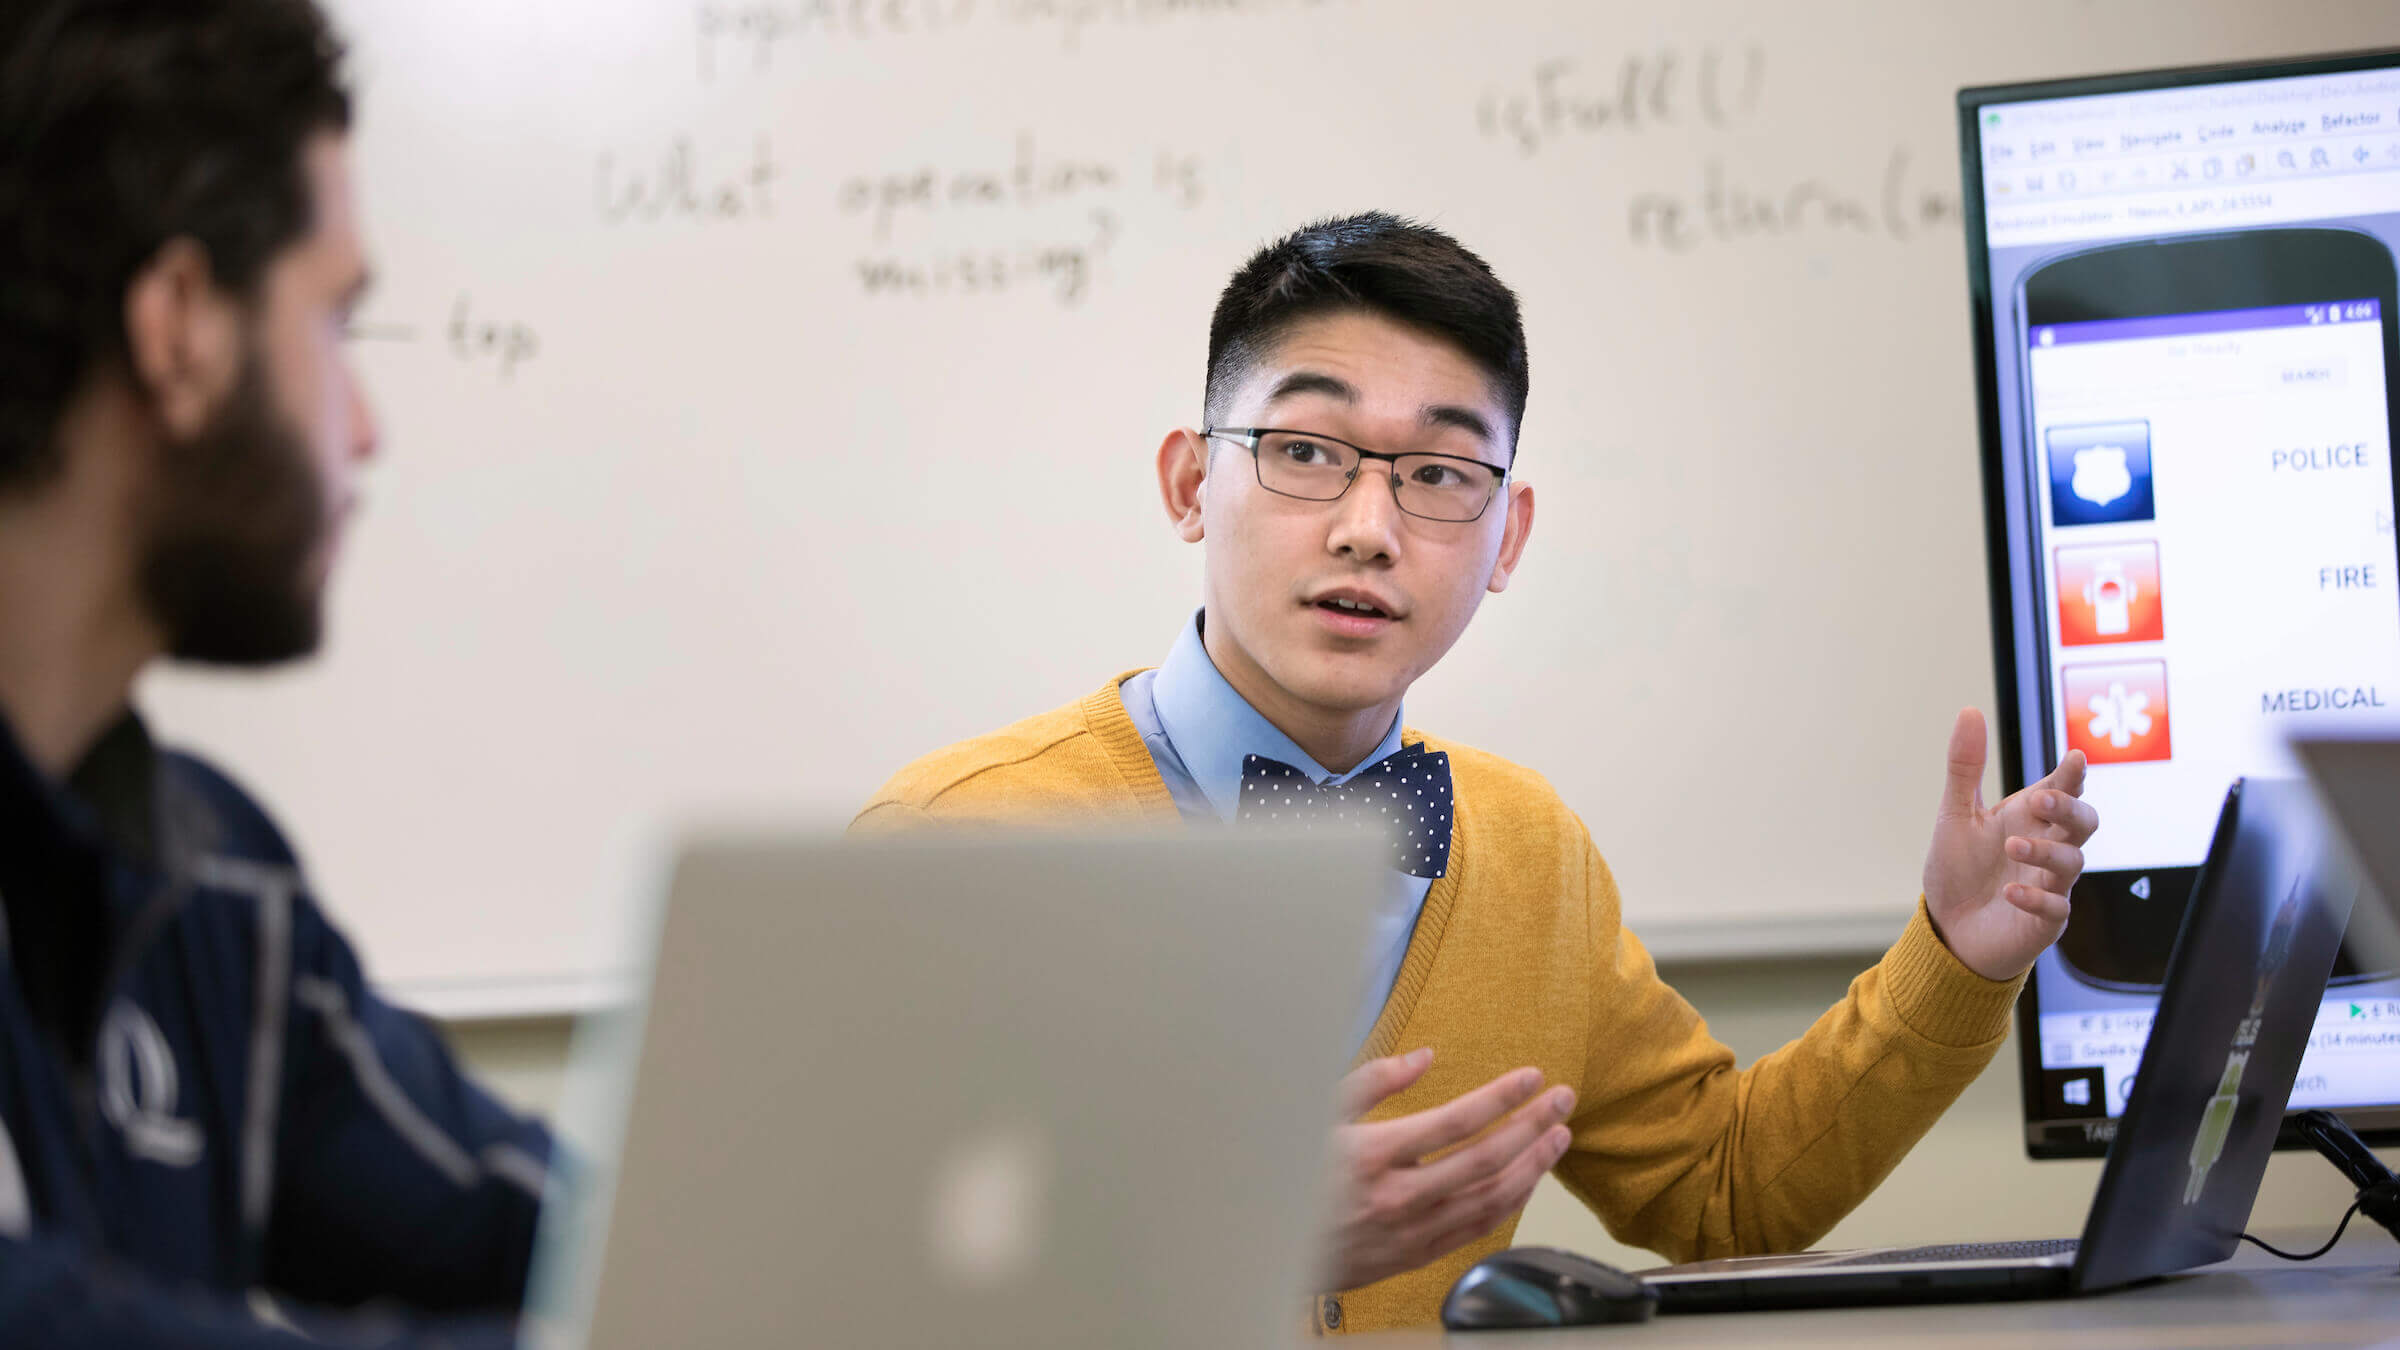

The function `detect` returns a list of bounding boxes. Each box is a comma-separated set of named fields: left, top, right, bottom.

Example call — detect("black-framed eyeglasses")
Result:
left=1199, top=427, right=1509, bottom=523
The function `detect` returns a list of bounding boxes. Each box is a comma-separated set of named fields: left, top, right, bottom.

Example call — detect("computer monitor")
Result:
left=1958, top=49, right=2400, bottom=1158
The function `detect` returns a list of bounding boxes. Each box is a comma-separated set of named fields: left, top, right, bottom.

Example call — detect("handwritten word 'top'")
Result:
left=447, top=295, right=539, bottom=380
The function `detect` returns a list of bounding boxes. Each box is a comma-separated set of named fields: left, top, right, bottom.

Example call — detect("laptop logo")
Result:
left=928, top=1119, right=1051, bottom=1288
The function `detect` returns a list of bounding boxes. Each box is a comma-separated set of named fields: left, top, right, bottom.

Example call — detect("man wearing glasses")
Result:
left=854, top=213, right=2097, bottom=1334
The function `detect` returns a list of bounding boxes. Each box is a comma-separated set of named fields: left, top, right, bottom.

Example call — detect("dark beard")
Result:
left=136, top=352, right=328, bottom=666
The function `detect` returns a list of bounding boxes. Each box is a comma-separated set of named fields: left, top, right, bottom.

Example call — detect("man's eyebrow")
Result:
left=1262, top=370, right=1499, bottom=446
left=1262, top=370, right=1359, bottom=406
left=1424, top=403, right=1495, bottom=444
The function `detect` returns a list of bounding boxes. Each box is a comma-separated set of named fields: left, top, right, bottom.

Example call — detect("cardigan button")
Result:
left=1322, top=1295, right=1343, bottom=1331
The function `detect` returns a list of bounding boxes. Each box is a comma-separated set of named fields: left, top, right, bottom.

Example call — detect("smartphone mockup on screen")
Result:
left=1964, top=51, right=2400, bottom=1157
left=2013, top=228, right=2400, bottom=990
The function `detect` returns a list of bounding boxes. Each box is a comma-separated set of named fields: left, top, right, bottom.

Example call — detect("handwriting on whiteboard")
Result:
left=448, top=296, right=540, bottom=380
left=1629, top=149, right=1961, bottom=250
left=344, top=295, right=541, bottom=385
left=839, top=134, right=1125, bottom=242
left=584, top=125, right=1204, bottom=305
left=852, top=208, right=1119, bottom=302
left=693, top=0, right=1354, bottom=74
left=1477, top=44, right=1961, bottom=250
left=838, top=134, right=1207, bottom=304
left=1477, top=48, right=1768, bottom=152
left=579, top=30, right=1959, bottom=309
left=597, top=135, right=779, bottom=225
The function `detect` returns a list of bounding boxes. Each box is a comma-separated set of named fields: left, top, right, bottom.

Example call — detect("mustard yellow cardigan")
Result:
left=854, top=675, right=2025, bottom=1334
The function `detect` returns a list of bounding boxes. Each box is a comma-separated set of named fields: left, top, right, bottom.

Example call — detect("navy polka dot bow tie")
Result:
left=1237, top=744, right=1453, bottom=879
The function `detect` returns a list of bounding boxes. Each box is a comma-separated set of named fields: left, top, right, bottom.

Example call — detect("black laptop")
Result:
left=1638, top=778, right=2362, bottom=1312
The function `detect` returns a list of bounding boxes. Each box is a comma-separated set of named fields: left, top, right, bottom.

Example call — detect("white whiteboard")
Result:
left=140, top=0, right=2400, bottom=1017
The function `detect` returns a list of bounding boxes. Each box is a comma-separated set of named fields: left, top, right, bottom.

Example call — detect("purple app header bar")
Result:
left=2033, top=298, right=2382, bottom=348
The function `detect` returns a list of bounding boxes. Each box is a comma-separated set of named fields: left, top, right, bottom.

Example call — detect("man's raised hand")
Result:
left=1922, top=708, right=2099, bottom=980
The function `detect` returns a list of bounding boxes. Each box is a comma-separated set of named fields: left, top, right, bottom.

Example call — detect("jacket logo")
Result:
left=98, top=1003, right=204, bottom=1168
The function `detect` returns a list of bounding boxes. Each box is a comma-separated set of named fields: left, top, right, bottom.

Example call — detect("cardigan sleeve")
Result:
left=1548, top=835, right=2023, bottom=1263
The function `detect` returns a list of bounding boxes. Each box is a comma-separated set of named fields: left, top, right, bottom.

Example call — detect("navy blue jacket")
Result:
left=0, top=710, right=554, bottom=1348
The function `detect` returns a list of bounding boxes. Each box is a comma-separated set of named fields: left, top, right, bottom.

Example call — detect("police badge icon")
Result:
left=2046, top=420, right=2157, bottom=527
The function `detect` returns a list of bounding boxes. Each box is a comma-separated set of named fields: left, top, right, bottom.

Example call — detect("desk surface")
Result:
left=1347, top=1234, right=2400, bottom=1348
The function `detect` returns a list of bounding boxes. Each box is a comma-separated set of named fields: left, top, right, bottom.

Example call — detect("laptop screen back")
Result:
left=2074, top=778, right=2360, bottom=1292
left=2292, top=736, right=2400, bottom=973
left=525, top=832, right=1377, bottom=1350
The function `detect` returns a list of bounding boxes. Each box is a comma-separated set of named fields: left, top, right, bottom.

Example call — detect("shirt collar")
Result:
left=1149, top=610, right=1406, bottom=825
left=0, top=703, right=158, bottom=864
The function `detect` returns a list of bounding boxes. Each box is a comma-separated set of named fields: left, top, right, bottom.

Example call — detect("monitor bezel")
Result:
left=1956, top=45, right=2400, bottom=1160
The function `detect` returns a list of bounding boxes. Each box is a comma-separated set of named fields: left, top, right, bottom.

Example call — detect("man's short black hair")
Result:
left=1204, top=212, right=1529, bottom=448
left=0, top=0, right=351, bottom=490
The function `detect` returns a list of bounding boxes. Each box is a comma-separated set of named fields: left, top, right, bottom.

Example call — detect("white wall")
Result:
left=442, top=952, right=2391, bottom=1267
left=142, top=0, right=2400, bottom=1017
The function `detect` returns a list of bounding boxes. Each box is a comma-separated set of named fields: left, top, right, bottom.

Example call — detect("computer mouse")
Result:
left=1441, top=1245, right=1657, bottom=1330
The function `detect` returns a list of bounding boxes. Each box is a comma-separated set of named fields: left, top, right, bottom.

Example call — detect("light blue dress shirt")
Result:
left=1119, top=612, right=1436, bottom=1056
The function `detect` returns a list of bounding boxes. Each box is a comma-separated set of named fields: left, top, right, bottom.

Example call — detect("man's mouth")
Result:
left=1309, top=589, right=1402, bottom=637
left=1317, top=596, right=1392, bottom=620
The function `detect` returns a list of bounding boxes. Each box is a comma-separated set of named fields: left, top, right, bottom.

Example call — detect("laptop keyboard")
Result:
left=1821, top=1239, right=2079, bottom=1267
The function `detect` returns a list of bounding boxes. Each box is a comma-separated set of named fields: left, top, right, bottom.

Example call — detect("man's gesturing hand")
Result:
left=1321, top=1049, right=1575, bottom=1293
left=1922, top=707, right=2100, bottom=981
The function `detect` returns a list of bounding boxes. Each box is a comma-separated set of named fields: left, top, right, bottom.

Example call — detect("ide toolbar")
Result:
left=1981, top=74, right=2400, bottom=206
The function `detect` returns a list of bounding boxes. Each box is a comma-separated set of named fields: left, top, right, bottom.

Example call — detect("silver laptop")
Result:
left=523, top=832, right=1378, bottom=1349
left=2292, top=735, right=2400, bottom=971
left=1639, top=778, right=2361, bottom=1312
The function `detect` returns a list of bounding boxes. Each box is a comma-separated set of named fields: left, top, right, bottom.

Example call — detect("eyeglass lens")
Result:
left=1251, top=431, right=1496, bottom=522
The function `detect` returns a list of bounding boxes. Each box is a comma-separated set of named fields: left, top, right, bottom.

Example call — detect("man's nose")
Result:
left=346, top=366, right=380, bottom=466
left=1326, top=463, right=1402, bottom=563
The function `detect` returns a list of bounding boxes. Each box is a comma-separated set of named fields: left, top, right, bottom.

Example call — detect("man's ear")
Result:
left=121, top=237, right=244, bottom=439
left=1157, top=427, right=1210, bottom=543
left=1486, top=480, right=1536, bottom=594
